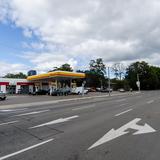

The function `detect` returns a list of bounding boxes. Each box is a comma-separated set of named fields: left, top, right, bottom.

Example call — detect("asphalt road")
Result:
left=0, top=91, right=160, bottom=160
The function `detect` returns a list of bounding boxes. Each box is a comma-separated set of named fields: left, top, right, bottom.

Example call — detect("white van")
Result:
left=71, top=87, right=88, bottom=95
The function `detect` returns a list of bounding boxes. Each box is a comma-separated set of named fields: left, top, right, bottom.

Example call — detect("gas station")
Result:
left=0, top=71, right=85, bottom=95
left=27, top=71, right=86, bottom=95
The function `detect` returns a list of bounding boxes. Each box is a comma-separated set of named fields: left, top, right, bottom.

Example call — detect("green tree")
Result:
left=112, top=63, right=126, bottom=80
left=85, top=58, right=107, bottom=88
left=89, top=58, right=106, bottom=76
left=125, top=61, right=160, bottom=90
left=4, top=72, right=27, bottom=79
left=49, top=63, right=73, bottom=72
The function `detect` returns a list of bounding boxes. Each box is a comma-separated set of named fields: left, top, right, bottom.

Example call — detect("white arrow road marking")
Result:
left=0, top=121, right=19, bottom=126
left=115, top=109, right=133, bottom=117
left=13, top=110, right=50, bottom=117
left=88, top=118, right=156, bottom=150
left=118, top=103, right=127, bottom=107
left=0, top=138, right=54, bottom=160
left=147, top=100, right=154, bottom=104
left=29, top=115, right=79, bottom=129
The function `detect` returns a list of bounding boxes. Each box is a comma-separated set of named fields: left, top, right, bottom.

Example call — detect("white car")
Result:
left=119, top=88, right=125, bottom=92
left=72, top=87, right=88, bottom=95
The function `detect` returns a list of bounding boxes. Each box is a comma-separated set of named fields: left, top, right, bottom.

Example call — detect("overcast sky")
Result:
left=1, top=0, right=160, bottom=76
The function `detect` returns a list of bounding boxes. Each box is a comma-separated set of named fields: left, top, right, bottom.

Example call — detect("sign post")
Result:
left=136, top=74, right=140, bottom=92
left=82, top=81, right=86, bottom=96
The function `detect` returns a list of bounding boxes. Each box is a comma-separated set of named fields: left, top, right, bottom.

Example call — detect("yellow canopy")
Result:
left=27, top=71, right=85, bottom=81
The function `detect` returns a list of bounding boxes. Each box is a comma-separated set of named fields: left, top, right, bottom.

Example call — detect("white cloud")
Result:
left=1, top=0, right=160, bottom=73
left=0, top=61, right=29, bottom=76
left=22, top=52, right=78, bottom=73
left=23, top=28, right=33, bottom=38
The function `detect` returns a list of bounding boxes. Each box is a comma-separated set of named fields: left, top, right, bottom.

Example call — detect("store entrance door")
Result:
left=20, top=85, right=29, bottom=94
left=6, top=85, right=16, bottom=94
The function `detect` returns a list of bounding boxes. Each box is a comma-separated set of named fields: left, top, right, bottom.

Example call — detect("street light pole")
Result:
left=108, top=67, right=111, bottom=96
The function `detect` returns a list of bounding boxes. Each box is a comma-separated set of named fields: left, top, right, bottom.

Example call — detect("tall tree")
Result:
left=87, top=58, right=107, bottom=88
left=49, top=63, right=73, bottom=72
left=112, top=63, right=126, bottom=80
left=89, top=58, right=106, bottom=75
left=59, top=63, right=73, bottom=71
left=125, top=61, right=159, bottom=90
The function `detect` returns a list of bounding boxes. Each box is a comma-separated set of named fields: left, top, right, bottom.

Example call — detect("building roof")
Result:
left=27, top=71, right=85, bottom=81
left=0, top=78, right=28, bottom=85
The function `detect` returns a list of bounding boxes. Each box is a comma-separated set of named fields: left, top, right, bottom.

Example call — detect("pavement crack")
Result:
left=11, top=125, right=43, bottom=141
left=45, top=125, right=64, bottom=134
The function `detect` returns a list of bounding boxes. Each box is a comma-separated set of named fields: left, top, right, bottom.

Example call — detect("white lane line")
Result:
left=116, top=99, right=126, bottom=102
left=0, top=108, right=27, bottom=112
left=0, top=121, right=18, bottom=126
left=0, top=138, right=54, bottom=160
left=29, top=115, right=79, bottom=129
left=0, top=109, right=14, bottom=112
left=147, top=100, right=154, bottom=104
left=118, top=103, right=127, bottom=107
left=72, top=104, right=95, bottom=111
left=13, top=110, right=50, bottom=117
left=115, top=109, right=133, bottom=117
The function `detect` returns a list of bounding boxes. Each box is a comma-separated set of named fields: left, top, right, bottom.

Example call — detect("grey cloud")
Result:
left=1, top=0, right=160, bottom=73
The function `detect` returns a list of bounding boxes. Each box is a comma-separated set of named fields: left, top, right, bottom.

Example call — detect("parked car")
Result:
left=0, top=91, right=6, bottom=100
left=86, top=87, right=96, bottom=92
left=96, top=88, right=101, bottom=92
left=119, top=88, right=125, bottom=92
left=51, top=88, right=70, bottom=96
left=101, top=88, right=113, bottom=92
left=32, top=89, right=49, bottom=95
left=71, top=87, right=88, bottom=95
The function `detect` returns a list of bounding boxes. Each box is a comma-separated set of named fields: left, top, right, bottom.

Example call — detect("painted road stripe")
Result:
left=0, top=121, right=18, bottom=126
left=115, top=109, right=133, bottom=117
left=0, top=139, right=54, bottom=160
left=118, top=103, right=127, bottom=107
left=147, top=100, right=154, bottom=104
left=0, top=108, right=27, bottom=112
left=72, top=104, right=95, bottom=111
left=29, top=115, right=79, bottom=129
left=14, top=110, right=50, bottom=117
left=116, top=99, right=126, bottom=102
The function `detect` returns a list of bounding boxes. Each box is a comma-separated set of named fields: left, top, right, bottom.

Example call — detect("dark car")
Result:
left=32, top=89, right=49, bottom=95
left=51, top=89, right=60, bottom=96
left=51, top=88, right=70, bottom=96
left=101, top=88, right=113, bottom=92
left=0, top=92, right=6, bottom=100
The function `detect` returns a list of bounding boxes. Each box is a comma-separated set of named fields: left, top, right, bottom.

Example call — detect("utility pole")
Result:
left=82, top=81, right=86, bottom=96
left=108, top=67, right=111, bottom=96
